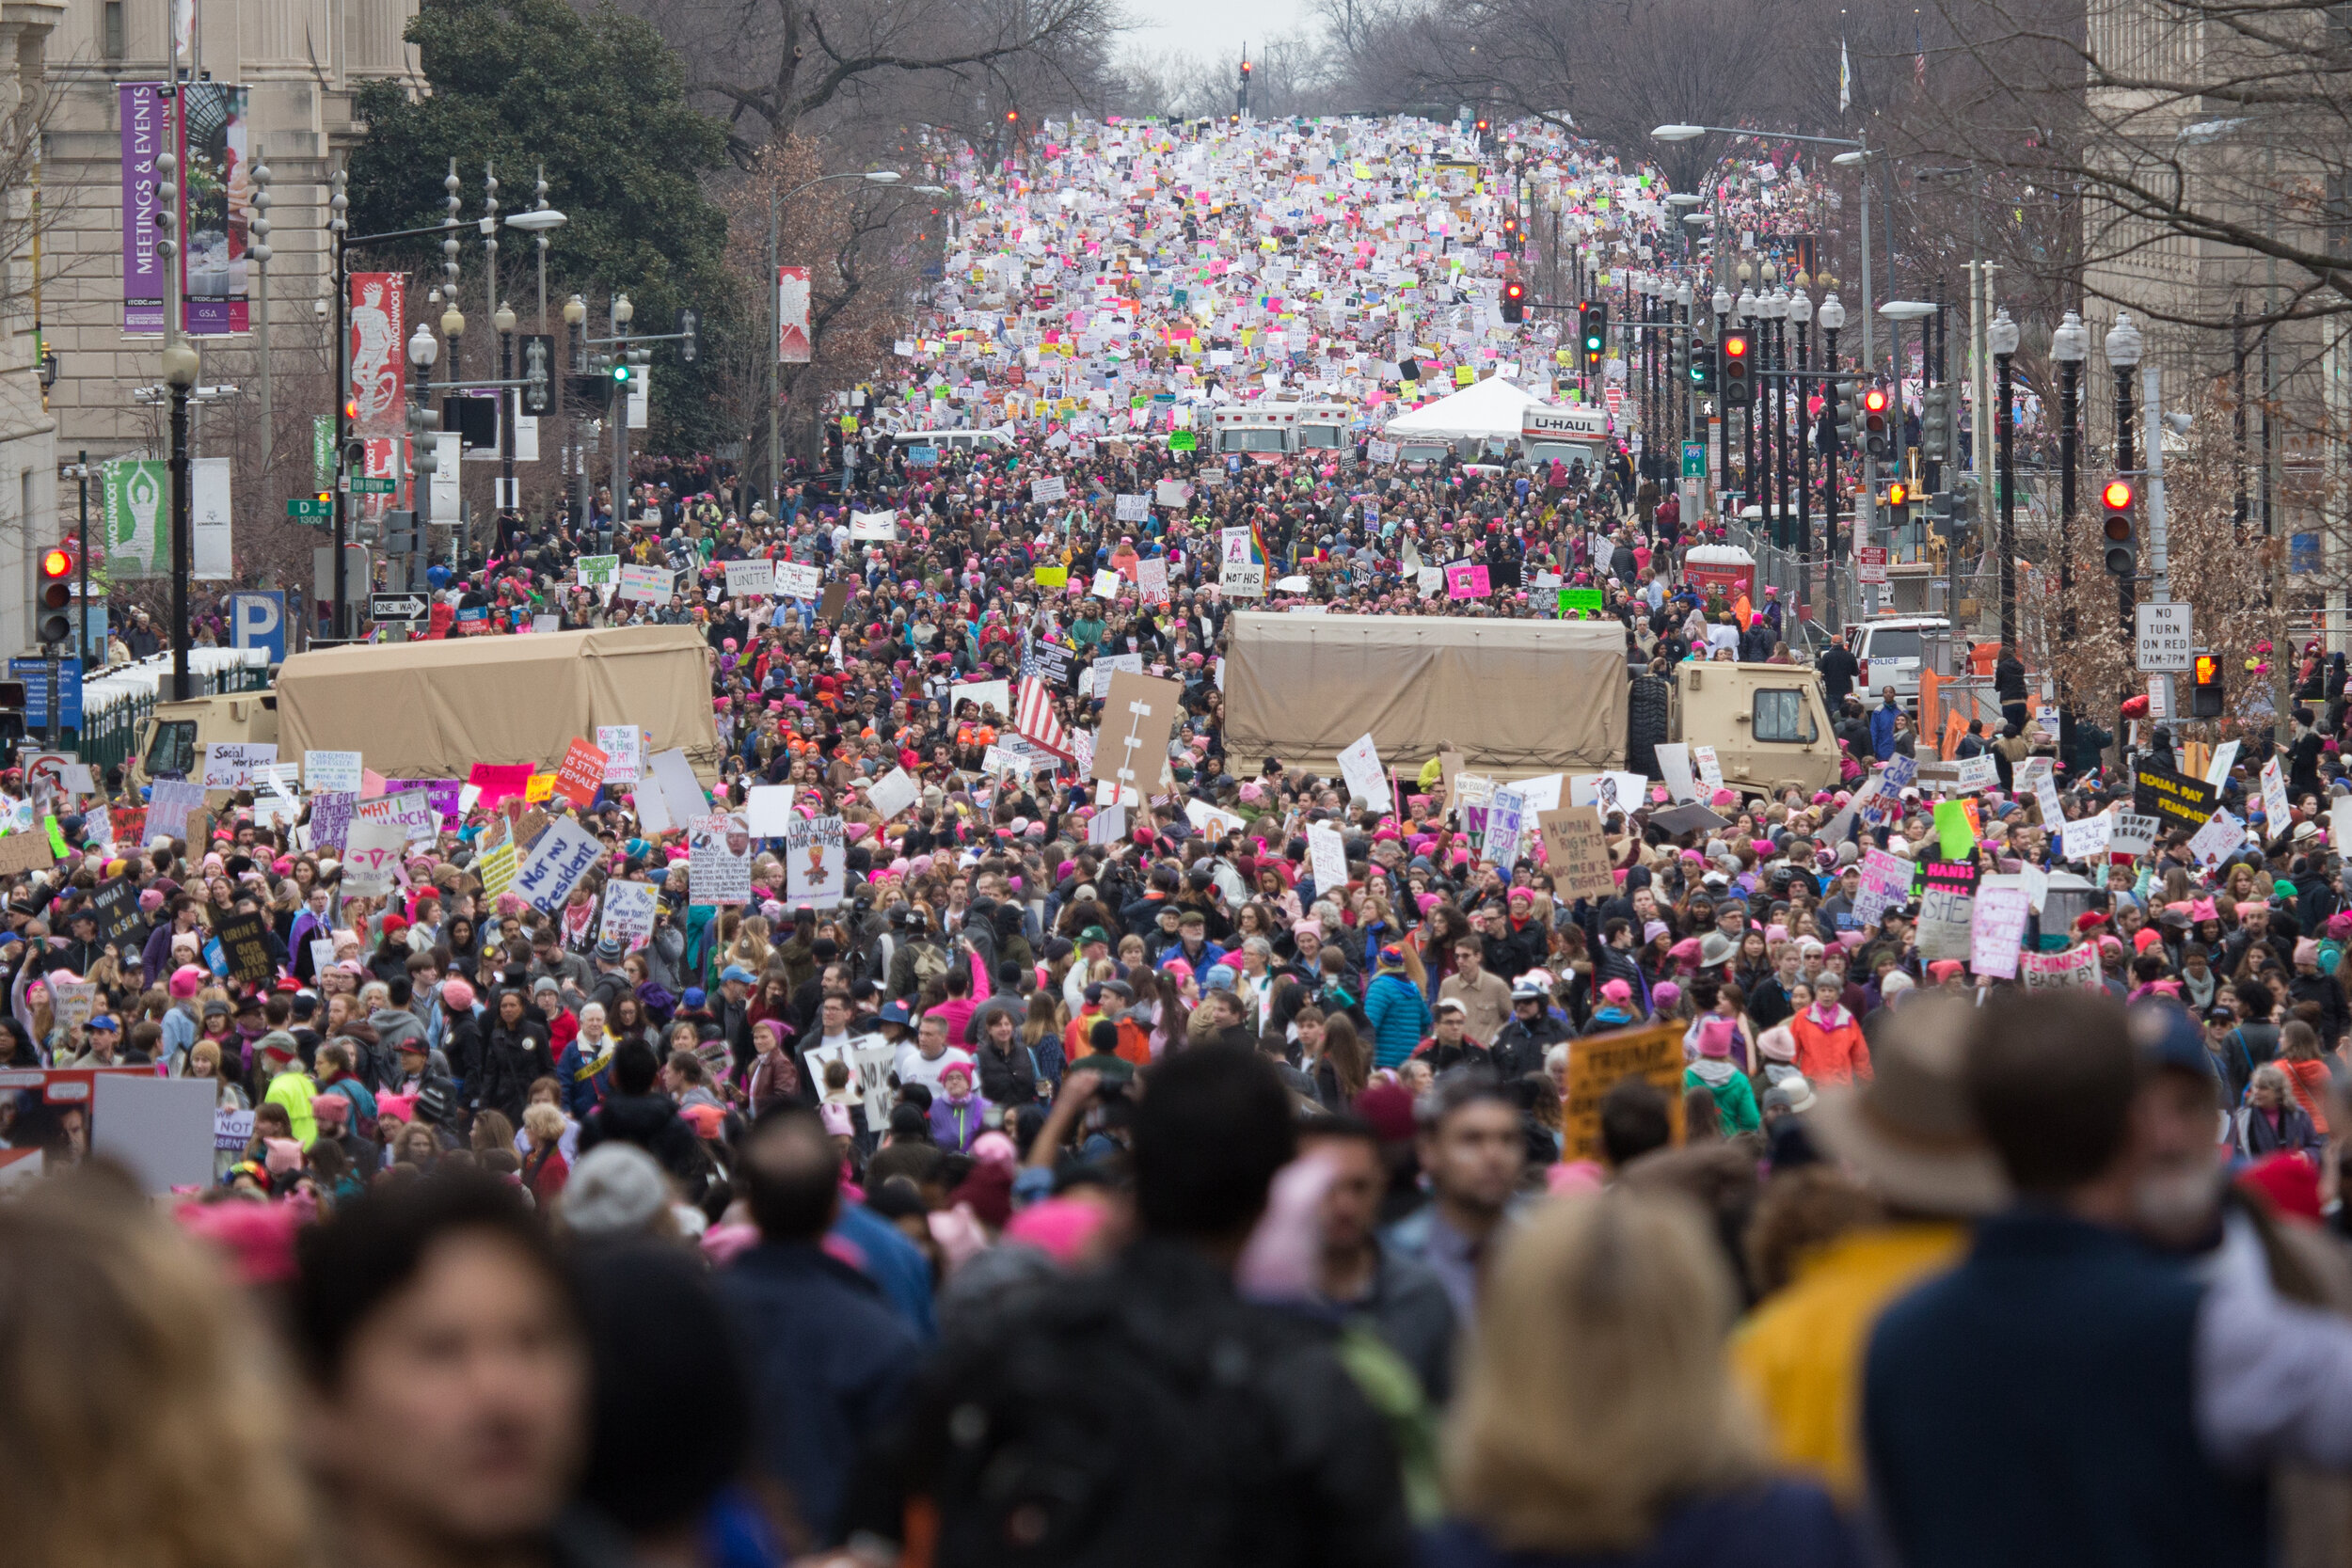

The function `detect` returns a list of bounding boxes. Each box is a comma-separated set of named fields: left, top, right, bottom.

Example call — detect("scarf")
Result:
left=1807, top=1000, right=1851, bottom=1031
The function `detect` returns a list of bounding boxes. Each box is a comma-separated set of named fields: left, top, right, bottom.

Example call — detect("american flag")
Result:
left=1013, top=675, right=1073, bottom=760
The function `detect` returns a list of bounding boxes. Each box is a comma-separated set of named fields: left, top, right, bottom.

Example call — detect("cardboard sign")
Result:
left=1090, top=670, right=1186, bottom=793
left=1563, top=1022, right=1686, bottom=1161
left=745, top=784, right=797, bottom=837
left=553, top=738, right=610, bottom=808
left=818, top=582, right=852, bottom=622
left=1915, top=885, right=1977, bottom=962
left=0, top=831, right=54, bottom=878
left=866, top=767, right=919, bottom=821
left=1307, top=823, right=1349, bottom=891
left=1537, top=809, right=1616, bottom=900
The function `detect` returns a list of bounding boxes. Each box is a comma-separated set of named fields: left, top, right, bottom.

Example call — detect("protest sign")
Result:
left=2262, top=757, right=2293, bottom=839
left=1444, top=561, right=1491, bottom=598
left=1653, top=743, right=1698, bottom=803
left=1029, top=476, right=1068, bottom=504
left=1567, top=772, right=1648, bottom=817
left=202, top=742, right=277, bottom=790
left=745, top=784, right=797, bottom=837
left=1915, top=885, right=1977, bottom=962
left=1336, top=734, right=1392, bottom=813
left=514, top=818, right=604, bottom=914
left=1852, top=848, right=1912, bottom=927
left=1969, top=884, right=2033, bottom=979
left=1485, top=786, right=1529, bottom=868
left=1115, top=493, right=1150, bottom=522
left=2059, top=814, right=2112, bottom=863
left=615, top=564, right=674, bottom=604
left=575, top=554, right=620, bottom=589
left=2133, top=763, right=2218, bottom=831
left=1537, top=809, right=1616, bottom=900
left=553, top=738, right=609, bottom=808
left=467, top=762, right=534, bottom=806
left=724, top=559, right=777, bottom=599
left=2109, top=813, right=2163, bottom=856
left=475, top=839, right=517, bottom=900
left=2023, top=943, right=2103, bottom=989
left=785, top=816, right=847, bottom=908
left=1307, top=824, right=1348, bottom=891
left=866, top=767, right=919, bottom=821
left=1136, top=558, right=1170, bottom=602
left=1954, top=754, right=1998, bottom=792
left=2186, top=808, right=2247, bottom=867
left=597, top=881, right=661, bottom=951
left=89, top=878, right=143, bottom=947
left=213, top=910, right=278, bottom=986
left=1563, top=1022, right=1685, bottom=1161
left=776, top=562, right=822, bottom=600
left=356, top=788, right=437, bottom=846
left=1090, top=671, right=1185, bottom=793
left=596, top=725, right=642, bottom=784
left=305, top=750, right=363, bottom=793
left=688, top=813, right=754, bottom=905
left=340, top=821, right=408, bottom=897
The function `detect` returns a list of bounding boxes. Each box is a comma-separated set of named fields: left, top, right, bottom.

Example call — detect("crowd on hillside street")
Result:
left=24, top=112, right=2352, bottom=1568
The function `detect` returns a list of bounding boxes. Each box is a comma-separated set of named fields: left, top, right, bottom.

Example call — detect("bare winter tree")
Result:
left=717, top=136, right=929, bottom=480
left=614, top=0, right=1126, bottom=161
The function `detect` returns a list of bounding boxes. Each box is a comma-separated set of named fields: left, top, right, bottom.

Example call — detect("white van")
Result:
left=1851, top=616, right=1949, bottom=699
left=1519, top=404, right=1610, bottom=471
left=889, top=426, right=1014, bottom=458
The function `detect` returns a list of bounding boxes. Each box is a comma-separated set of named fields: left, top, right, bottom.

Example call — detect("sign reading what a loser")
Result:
left=2133, top=763, right=2219, bottom=830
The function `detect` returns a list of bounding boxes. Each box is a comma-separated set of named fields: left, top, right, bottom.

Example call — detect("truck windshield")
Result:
left=1296, top=423, right=1343, bottom=449
left=1218, top=428, right=1289, bottom=452
left=144, top=720, right=199, bottom=780
left=1754, top=689, right=1819, bottom=744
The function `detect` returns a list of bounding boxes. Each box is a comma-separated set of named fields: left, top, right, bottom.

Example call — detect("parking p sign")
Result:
left=230, top=591, right=287, bottom=664
left=2135, top=603, right=2193, bottom=673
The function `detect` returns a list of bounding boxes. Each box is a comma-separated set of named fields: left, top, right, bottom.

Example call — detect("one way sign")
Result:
left=370, top=593, right=429, bottom=623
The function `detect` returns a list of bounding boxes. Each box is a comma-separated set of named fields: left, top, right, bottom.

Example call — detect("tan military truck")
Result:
left=1221, top=611, right=1837, bottom=798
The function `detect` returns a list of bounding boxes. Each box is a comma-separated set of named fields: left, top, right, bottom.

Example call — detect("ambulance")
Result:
left=1211, top=404, right=1299, bottom=461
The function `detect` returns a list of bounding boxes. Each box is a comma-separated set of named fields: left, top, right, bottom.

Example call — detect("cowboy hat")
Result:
left=1808, top=993, right=2009, bottom=1215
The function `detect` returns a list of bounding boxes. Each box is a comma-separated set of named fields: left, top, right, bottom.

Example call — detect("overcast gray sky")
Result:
left=1124, top=0, right=1318, bottom=66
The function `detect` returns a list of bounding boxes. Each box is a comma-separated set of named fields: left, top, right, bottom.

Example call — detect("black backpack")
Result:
left=916, top=1279, right=1291, bottom=1567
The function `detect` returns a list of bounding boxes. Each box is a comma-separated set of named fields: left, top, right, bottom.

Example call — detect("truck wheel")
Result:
left=1628, top=681, right=1671, bottom=777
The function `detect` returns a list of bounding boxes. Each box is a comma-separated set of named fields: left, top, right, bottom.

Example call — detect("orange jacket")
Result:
left=1790, top=1004, right=1872, bottom=1086
left=1065, top=1008, right=1152, bottom=1067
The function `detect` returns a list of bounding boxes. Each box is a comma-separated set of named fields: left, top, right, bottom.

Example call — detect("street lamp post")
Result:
left=496, top=299, right=517, bottom=557
left=2107, top=310, right=2144, bottom=642
left=1990, top=306, right=2021, bottom=650
left=1792, top=288, right=1814, bottom=579
left=612, top=293, right=633, bottom=523
left=2052, top=310, right=2088, bottom=648
left=1737, top=278, right=1757, bottom=518
left=438, top=297, right=465, bottom=592
left=1713, top=286, right=1732, bottom=499
left=564, top=293, right=591, bottom=541
left=1763, top=281, right=1788, bottom=535
left=407, top=321, right=438, bottom=602
left=1819, top=293, right=1846, bottom=632
left=163, top=340, right=199, bottom=701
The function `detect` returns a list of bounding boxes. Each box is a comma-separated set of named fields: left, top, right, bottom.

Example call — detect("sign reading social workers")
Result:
left=230, top=592, right=287, bottom=664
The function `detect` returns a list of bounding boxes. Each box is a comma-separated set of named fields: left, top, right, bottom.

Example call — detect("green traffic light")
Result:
left=612, top=364, right=630, bottom=383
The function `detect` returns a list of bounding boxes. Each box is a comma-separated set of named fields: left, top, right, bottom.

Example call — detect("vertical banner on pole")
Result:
left=776, top=266, right=811, bottom=363
left=103, top=460, right=169, bottom=578
left=180, top=83, right=250, bottom=336
left=348, top=272, right=406, bottom=436
left=119, top=83, right=167, bottom=333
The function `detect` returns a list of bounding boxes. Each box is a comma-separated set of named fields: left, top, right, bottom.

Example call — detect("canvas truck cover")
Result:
left=1223, top=612, right=1628, bottom=775
left=275, top=625, right=722, bottom=780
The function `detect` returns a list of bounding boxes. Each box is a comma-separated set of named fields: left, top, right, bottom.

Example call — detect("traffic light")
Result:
left=1918, top=386, right=1952, bottom=466
left=1580, top=301, right=1608, bottom=365
left=1475, top=116, right=1491, bottom=150
left=1885, top=480, right=1911, bottom=510
left=1862, top=386, right=1892, bottom=458
left=676, top=308, right=700, bottom=367
left=2191, top=652, right=2226, bottom=718
left=1690, top=340, right=1715, bottom=391
left=1672, top=333, right=1690, bottom=381
left=2102, top=477, right=2137, bottom=577
left=380, top=509, right=420, bottom=557
left=1501, top=278, right=1526, bottom=324
left=1721, top=332, right=1753, bottom=406
left=1828, top=377, right=1859, bottom=451
left=406, top=403, right=441, bottom=474
left=36, top=546, right=73, bottom=645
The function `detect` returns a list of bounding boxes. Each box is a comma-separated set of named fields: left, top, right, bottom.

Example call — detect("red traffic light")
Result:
left=1863, top=387, right=1890, bottom=414
left=40, top=547, right=73, bottom=580
left=1723, top=334, right=1749, bottom=358
left=1503, top=280, right=1526, bottom=301
left=1006, top=110, right=1020, bottom=122
left=2102, top=478, right=2135, bottom=511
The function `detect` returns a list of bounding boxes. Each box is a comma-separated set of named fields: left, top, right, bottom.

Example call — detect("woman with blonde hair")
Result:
left=1431, top=1190, right=1862, bottom=1568
left=0, top=1180, right=314, bottom=1568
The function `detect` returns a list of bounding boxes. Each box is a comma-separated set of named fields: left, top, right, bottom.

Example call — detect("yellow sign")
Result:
left=1563, top=1022, right=1688, bottom=1163
left=1034, top=566, right=1069, bottom=587
left=523, top=773, right=557, bottom=804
